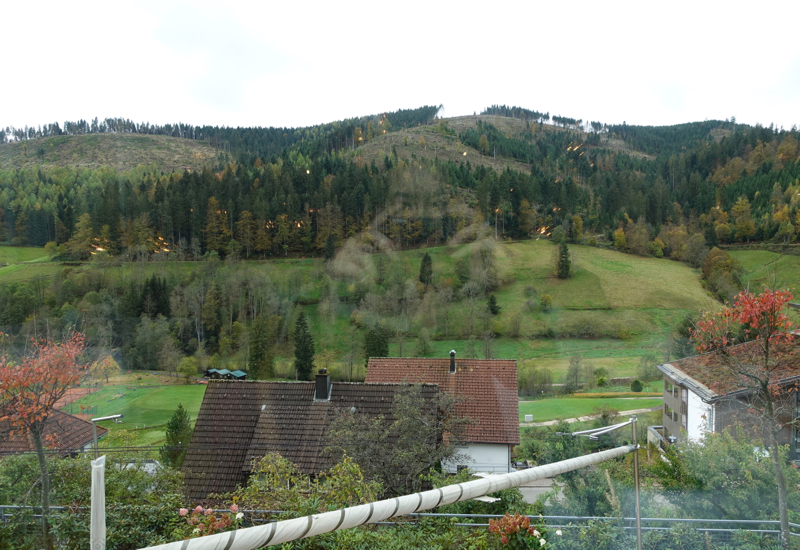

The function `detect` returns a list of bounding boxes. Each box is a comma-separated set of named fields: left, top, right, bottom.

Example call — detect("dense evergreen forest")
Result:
left=1, top=104, right=799, bottom=375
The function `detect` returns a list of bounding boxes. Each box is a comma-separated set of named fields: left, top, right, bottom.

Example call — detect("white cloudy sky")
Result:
left=3, top=0, right=799, bottom=131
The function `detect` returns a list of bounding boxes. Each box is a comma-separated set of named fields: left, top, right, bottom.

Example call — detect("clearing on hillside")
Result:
left=0, top=133, right=224, bottom=172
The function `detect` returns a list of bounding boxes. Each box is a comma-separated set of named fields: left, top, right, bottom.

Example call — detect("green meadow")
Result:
left=518, top=396, right=663, bottom=423
left=66, top=383, right=206, bottom=447
left=729, top=250, right=800, bottom=291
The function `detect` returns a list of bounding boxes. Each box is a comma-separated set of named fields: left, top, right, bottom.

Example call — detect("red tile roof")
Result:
left=0, top=409, right=107, bottom=456
left=365, top=357, right=519, bottom=446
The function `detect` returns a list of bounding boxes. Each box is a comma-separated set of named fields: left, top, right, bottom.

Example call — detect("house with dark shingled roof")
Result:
left=656, top=337, right=800, bottom=462
left=0, top=409, right=108, bottom=456
left=365, top=351, right=519, bottom=473
left=181, top=372, right=439, bottom=500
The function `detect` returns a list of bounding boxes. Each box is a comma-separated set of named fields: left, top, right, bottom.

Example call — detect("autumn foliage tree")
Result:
left=691, top=289, right=797, bottom=548
left=0, top=333, right=87, bottom=550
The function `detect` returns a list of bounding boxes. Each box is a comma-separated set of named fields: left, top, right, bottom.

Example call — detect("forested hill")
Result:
left=0, top=105, right=799, bottom=264
left=0, top=106, right=441, bottom=163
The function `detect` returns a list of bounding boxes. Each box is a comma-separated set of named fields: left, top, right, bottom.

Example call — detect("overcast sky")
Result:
left=3, top=1, right=799, bottom=132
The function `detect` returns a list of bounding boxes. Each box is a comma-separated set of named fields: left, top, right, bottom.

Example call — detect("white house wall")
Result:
left=445, top=443, right=511, bottom=474
left=687, top=390, right=713, bottom=442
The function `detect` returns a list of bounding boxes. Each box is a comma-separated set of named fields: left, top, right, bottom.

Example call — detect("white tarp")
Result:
left=91, top=455, right=106, bottom=550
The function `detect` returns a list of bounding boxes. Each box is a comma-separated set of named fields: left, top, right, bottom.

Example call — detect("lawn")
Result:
left=66, top=383, right=206, bottom=433
left=0, top=245, right=49, bottom=263
left=730, top=250, right=800, bottom=291
left=518, top=396, right=663, bottom=422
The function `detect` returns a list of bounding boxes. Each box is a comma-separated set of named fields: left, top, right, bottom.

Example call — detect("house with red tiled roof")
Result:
left=0, top=409, right=107, bottom=456
left=366, top=351, right=519, bottom=473
left=182, top=372, right=440, bottom=500
left=656, top=338, right=800, bottom=462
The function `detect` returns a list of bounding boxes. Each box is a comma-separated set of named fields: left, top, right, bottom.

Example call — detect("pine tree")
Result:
left=160, top=403, right=192, bottom=469
left=293, top=312, right=315, bottom=380
left=248, top=315, right=274, bottom=379
left=364, top=324, right=390, bottom=366
left=557, top=241, right=571, bottom=279
left=419, top=252, right=433, bottom=287
left=204, top=197, right=230, bottom=253
left=13, top=209, right=28, bottom=245
left=0, top=207, right=6, bottom=242
left=324, top=232, right=336, bottom=261
left=487, top=294, right=501, bottom=315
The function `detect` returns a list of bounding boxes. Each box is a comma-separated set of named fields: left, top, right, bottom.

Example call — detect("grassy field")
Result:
left=0, top=245, right=50, bottom=263
left=730, top=250, right=800, bottom=291
left=518, top=397, right=663, bottom=422
left=410, top=240, right=717, bottom=381
left=64, top=375, right=206, bottom=448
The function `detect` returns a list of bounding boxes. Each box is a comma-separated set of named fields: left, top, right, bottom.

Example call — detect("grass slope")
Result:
left=730, top=250, right=800, bottom=291
left=0, top=245, right=49, bottom=263
left=518, top=397, right=663, bottom=422
left=0, top=134, right=223, bottom=172
left=65, top=382, right=206, bottom=443
left=0, top=246, right=57, bottom=282
left=386, top=240, right=717, bottom=380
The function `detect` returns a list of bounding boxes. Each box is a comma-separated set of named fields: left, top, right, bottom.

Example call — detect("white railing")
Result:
left=138, top=444, right=636, bottom=550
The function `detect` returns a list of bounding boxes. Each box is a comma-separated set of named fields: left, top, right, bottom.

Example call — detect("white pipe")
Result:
left=91, top=455, right=106, bottom=550
left=140, top=444, right=635, bottom=550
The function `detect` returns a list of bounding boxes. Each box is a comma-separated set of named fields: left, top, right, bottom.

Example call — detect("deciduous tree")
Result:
left=325, top=384, right=471, bottom=496
left=691, top=288, right=797, bottom=548
left=0, top=333, right=86, bottom=550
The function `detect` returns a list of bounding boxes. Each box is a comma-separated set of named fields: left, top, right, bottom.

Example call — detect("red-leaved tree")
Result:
left=692, top=289, right=797, bottom=548
left=0, top=333, right=87, bottom=550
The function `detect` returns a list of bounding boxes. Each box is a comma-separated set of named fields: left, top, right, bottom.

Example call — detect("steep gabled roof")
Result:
left=182, top=380, right=438, bottom=500
left=365, top=357, right=519, bottom=446
left=181, top=380, right=269, bottom=499
left=657, top=337, right=800, bottom=402
left=0, top=409, right=107, bottom=456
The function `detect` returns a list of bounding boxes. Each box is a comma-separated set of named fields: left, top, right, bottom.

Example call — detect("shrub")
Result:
left=630, top=379, right=644, bottom=392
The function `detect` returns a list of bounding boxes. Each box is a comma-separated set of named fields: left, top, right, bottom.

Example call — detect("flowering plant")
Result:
left=177, top=505, right=243, bottom=538
left=488, top=513, right=549, bottom=549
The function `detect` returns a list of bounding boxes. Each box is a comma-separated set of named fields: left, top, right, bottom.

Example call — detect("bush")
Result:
left=630, top=379, right=643, bottom=392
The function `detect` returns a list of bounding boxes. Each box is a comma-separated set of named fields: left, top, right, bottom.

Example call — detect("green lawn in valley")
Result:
left=518, top=397, right=663, bottom=422
left=66, top=383, right=206, bottom=433
left=0, top=245, right=49, bottom=263
left=730, top=250, right=800, bottom=291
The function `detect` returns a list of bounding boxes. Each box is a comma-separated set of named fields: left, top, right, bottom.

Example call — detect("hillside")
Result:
left=354, top=117, right=531, bottom=173
left=0, top=133, right=224, bottom=172
left=0, top=239, right=720, bottom=387
left=354, top=114, right=656, bottom=172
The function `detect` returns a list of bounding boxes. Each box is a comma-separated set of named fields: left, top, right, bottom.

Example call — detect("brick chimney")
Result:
left=315, top=368, right=331, bottom=401
left=449, top=350, right=456, bottom=374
